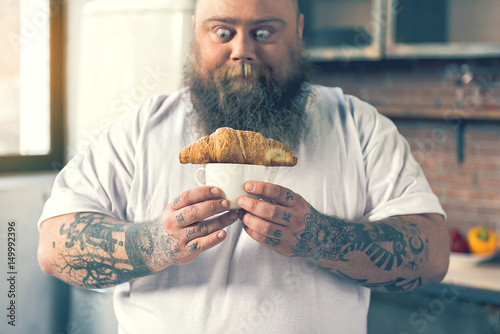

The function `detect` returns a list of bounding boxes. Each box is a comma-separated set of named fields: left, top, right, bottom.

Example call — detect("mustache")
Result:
left=211, top=63, right=277, bottom=107
left=214, top=63, right=272, bottom=84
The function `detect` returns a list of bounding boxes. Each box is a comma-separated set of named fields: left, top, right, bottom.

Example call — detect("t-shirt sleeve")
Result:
left=345, top=95, right=446, bottom=222
left=37, top=96, right=164, bottom=229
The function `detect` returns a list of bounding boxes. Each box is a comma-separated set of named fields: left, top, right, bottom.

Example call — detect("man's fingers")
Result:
left=185, top=229, right=228, bottom=254
left=171, top=187, right=221, bottom=210
left=238, top=196, right=293, bottom=226
left=172, top=211, right=237, bottom=264
left=243, top=223, right=281, bottom=249
left=174, top=199, right=230, bottom=227
left=244, top=182, right=298, bottom=207
left=240, top=211, right=286, bottom=239
left=184, top=211, right=238, bottom=239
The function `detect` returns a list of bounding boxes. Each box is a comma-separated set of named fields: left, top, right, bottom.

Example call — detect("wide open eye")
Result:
left=254, top=28, right=272, bottom=41
left=215, top=27, right=234, bottom=41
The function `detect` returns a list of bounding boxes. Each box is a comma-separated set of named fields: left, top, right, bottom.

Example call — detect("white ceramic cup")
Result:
left=195, top=163, right=266, bottom=210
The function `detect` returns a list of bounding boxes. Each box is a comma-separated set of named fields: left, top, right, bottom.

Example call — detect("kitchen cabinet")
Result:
left=299, top=0, right=500, bottom=61
left=299, top=0, right=385, bottom=61
left=386, top=0, right=500, bottom=58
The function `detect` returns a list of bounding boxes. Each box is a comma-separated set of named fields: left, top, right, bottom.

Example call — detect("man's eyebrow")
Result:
left=253, top=17, right=287, bottom=26
left=203, top=16, right=287, bottom=26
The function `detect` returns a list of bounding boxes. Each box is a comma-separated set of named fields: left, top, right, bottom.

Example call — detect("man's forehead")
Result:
left=195, top=0, right=297, bottom=23
left=202, top=16, right=287, bottom=27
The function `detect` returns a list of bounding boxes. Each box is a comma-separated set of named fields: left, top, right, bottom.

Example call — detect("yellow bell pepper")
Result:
left=467, top=226, right=499, bottom=255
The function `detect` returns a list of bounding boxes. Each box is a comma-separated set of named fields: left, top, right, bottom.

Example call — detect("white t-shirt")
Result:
left=39, top=86, right=445, bottom=334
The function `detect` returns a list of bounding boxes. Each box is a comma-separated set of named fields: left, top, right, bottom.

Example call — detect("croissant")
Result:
left=179, top=127, right=298, bottom=166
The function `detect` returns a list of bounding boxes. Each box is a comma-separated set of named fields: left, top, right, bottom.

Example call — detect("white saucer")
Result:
left=449, top=251, right=498, bottom=267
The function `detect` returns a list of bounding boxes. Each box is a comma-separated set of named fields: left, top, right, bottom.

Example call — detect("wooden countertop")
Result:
left=443, top=253, right=500, bottom=292
left=378, top=106, right=500, bottom=121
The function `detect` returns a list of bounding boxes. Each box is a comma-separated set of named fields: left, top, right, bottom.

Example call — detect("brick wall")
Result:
left=313, top=58, right=500, bottom=236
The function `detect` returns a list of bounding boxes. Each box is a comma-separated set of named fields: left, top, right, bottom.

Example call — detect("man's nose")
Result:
left=230, top=33, right=256, bottom=64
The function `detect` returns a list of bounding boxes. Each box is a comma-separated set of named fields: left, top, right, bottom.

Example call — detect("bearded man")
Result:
left=37, top=0, right=450, bottom=333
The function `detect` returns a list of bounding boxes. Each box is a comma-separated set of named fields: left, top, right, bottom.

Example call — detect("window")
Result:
left=0, top=0, right=64, bottom=173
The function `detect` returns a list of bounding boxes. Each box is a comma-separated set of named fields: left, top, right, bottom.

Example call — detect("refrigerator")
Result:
left=71, top=0, right=195, bottom=159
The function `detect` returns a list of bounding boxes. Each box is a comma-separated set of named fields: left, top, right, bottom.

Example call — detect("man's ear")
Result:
left=298, top=13, right=304, bottom=38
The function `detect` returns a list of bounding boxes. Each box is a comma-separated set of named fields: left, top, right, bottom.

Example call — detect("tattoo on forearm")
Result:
left=56, top=213, right=131, bottom=288
left=60, top=213, right=124, bottom=253
left=55, top=213, right=180, bottom=289
left=337, top=271, right=422, bottom=292
left=291, top=206, right=428, bottom=273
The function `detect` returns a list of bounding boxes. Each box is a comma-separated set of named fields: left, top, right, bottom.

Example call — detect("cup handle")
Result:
left=195, top=167, right=206, bottom=186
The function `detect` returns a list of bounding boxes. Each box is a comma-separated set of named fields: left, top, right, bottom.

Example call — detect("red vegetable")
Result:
left=449, top=228, right=470, bottom=253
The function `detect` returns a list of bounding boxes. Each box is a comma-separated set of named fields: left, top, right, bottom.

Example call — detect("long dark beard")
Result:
left=183, top=44, right=313, bottom=150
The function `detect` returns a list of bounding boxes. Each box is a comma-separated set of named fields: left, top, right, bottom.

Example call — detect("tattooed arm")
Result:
left=37, top=186, right=238, bottom=289
left=238, top=182, right=450, bottom=293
